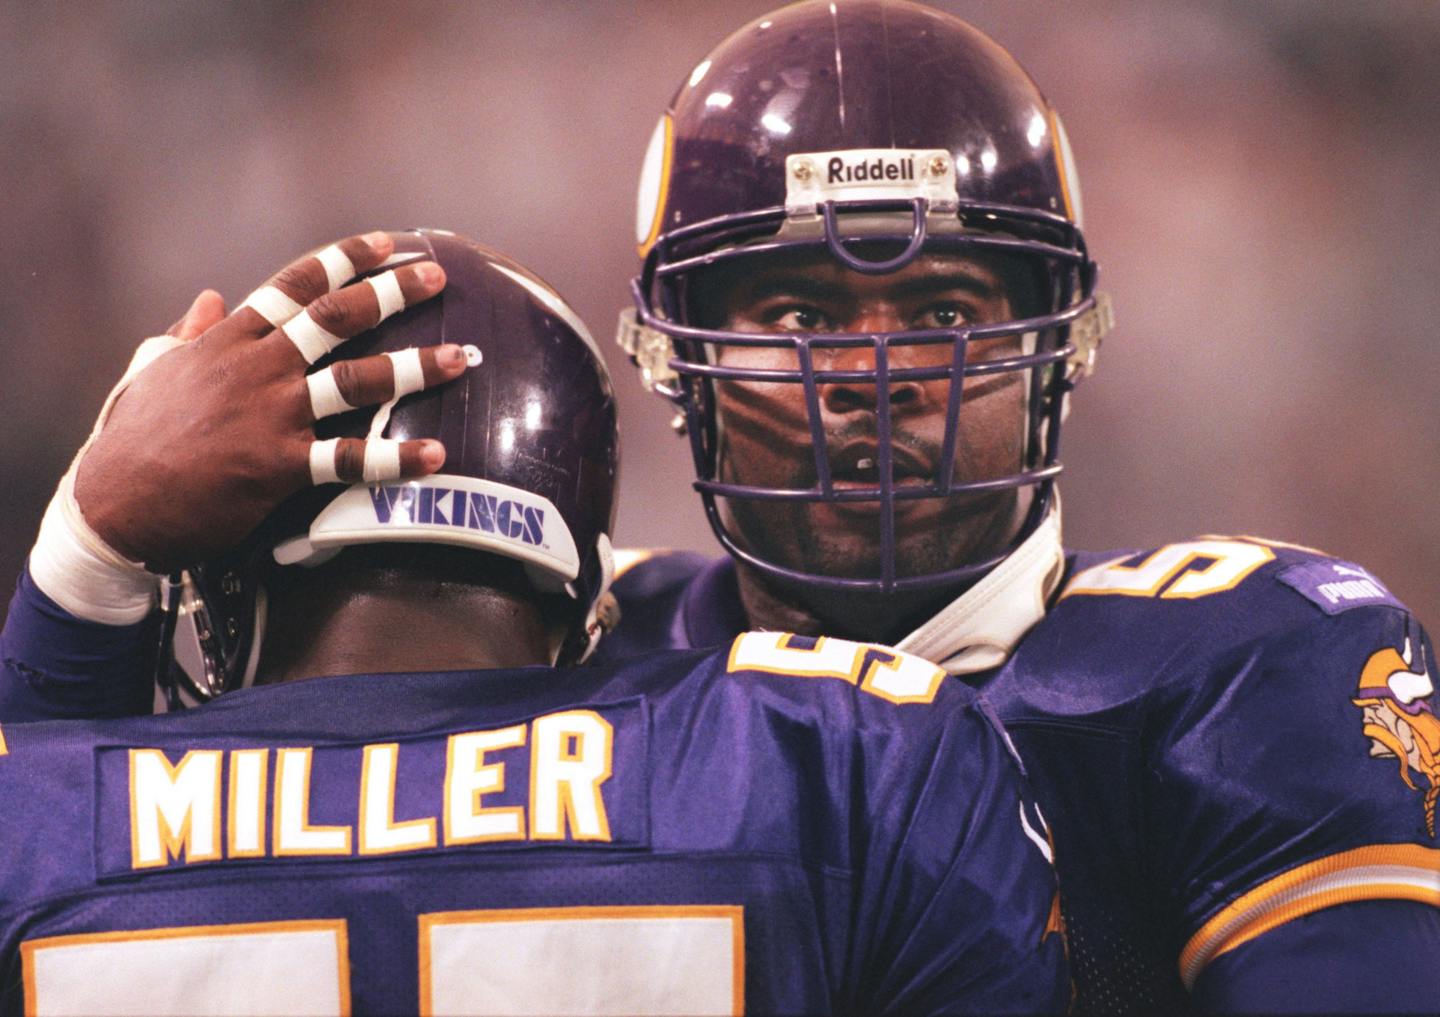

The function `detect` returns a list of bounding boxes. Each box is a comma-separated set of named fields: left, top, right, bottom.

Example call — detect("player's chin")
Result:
left=838, top=493, right=1020, bottom=568
left=793, top=538, right=957, bottom=585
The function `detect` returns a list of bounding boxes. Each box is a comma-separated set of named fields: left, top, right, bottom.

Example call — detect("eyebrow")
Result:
left=889, top=272, right=1000, bottom=302
left=736, top=269, right=1000, bottom=306
left=736, top=274, right=850, bottom=306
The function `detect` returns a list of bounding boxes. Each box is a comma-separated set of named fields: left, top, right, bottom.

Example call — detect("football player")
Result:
left=5, top=3, right=1438, bottom=1013
left=0, top=229, right=1065, bottom=1014
left=604, top=2, right=1440, bottom=1013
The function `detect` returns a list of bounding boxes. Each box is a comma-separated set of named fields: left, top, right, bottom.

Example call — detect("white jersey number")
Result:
left=22, top=906, right=743, bottom=1016
left=727, top=631, right=946, bottom=705
left=1062, top=538, right=1275, bottom=600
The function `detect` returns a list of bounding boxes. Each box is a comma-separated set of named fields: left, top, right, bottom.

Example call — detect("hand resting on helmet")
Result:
left=31, top=232, right=472, bottom=623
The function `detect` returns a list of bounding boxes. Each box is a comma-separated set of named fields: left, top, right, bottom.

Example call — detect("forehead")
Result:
left=698, top=247, right=1011, bottom=304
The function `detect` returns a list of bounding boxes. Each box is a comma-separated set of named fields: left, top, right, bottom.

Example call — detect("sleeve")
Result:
left=1156, top=604, right=1440, bottom=1007
left=0, top=561, right=154, bottom=721
left=846, top=696, right=1070, bottom=1016
left=1192, top=899, right=1440, bottom=1012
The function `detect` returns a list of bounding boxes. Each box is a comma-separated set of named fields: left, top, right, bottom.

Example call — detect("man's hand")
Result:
left=166, top=289, right=228, bottom=342
left=71, top=231, right=466, bottom=573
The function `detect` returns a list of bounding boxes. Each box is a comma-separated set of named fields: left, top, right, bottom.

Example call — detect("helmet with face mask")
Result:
left=160, top=230, right=620, bottom=707
left=619, top=0, right=1110, bottom=595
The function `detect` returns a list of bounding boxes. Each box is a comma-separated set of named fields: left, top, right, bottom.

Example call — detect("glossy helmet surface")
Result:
left=160, top=230, right=620, bottom=706
left=619, top=0, right=1110, bottom=594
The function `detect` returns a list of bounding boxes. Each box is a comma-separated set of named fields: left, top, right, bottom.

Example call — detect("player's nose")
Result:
left=818, top=339, right=928, bottom=417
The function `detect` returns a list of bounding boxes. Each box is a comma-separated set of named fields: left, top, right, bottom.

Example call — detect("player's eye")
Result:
left=765, top=304, right=831, bottom=332
left=914, top=303, right=970, bottom=329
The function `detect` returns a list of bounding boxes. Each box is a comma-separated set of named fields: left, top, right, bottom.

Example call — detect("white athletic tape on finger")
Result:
left=284, top=309, right=345, bottom=364
left=362, top=439, right=403, bottom=482
left=387, top=347, right=426, bottom=398
left=307, top=367, right=353, bottom=420
left=368, top=398, right=397, bottom=442
left=315, top=243, right=357, bottom=292
left=310, top=438, right=342, bottom=485
left=368, top=345, right=435, bottom=438
left=370, top=270, right=406, bottom=320
left=237, top=285, right=304, bottom=328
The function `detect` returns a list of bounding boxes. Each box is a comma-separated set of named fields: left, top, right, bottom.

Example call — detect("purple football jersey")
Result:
left=0, top=637, right=1064, bottom=1015
left=595, top=540, right=1440, bottom=1014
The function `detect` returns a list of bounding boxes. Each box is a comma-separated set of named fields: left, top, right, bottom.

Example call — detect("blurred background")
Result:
left=2, top=0, right=1437, bottom=625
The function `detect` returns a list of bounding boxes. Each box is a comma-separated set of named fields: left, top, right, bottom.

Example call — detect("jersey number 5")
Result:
left=1062, top=538, right=1275, bottom=600
left=727, top=632, right=946, bottom=705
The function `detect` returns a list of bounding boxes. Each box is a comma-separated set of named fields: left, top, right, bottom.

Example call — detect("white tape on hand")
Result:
left=307, top=367, right=353, bottom=420
left=315, top=243, right=357, bottom=292
left=237, top=285, right=304, bottom=329
left=386, top=347, right=426, bottom=399
left=284, top=309, right=345, bottom=365
left=116, top=336, right=186, bottom=399
left=26, top=335, right=182, bottom=623
left=309, top=438, right=342, bottom=485
left=370, top=270, right=406, bottom=321
left=29, top=472, right=158, bottom=624
left=361, top=439, right=402, bottom=482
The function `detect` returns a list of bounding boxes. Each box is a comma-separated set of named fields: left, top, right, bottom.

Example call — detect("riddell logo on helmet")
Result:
left=827, top=155, right=916, bottom=184
left=368, top=485, right=545, bottom=546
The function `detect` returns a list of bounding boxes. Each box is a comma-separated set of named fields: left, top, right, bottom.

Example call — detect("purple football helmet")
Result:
left=161, top=230, right=620, bottom=705
left=619, top=0, right=1111, bottom=594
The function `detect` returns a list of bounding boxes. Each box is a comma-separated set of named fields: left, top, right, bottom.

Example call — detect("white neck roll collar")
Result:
left=894, top=498, right=1065, bottom=675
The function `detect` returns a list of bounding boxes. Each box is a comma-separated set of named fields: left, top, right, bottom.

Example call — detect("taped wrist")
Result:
left=29, top=471, right=157, bottom=625
left=27, top=335, right=181, bottom=624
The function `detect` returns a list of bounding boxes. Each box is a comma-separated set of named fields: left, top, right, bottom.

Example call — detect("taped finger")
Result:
left=309, top=438, right=343, bottom=485
left=360, top=439, right=402, bottom=482
left=305, top=346, right=433, bottom=422
left=387, top=347, right=427, bottom=399
left=309, top=437, right=401, bottom=484
left=306, top=368, right=353, bottom=421
left=230, top=233, right=388, bottom=337
left=309, top=437, right=444, bottom=486
left=315, top=242, right=358, bottom=292
left=370, top=270, right=406, bottom=320
left=280, top=267, right=425, bottom=366
left=283, top=308, right=346, bottom=365
left=237, top=285, right=305, bottom=329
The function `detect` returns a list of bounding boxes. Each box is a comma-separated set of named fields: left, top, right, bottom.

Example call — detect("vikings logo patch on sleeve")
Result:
left=1277, top=560, right=1405, bottom=615
left=1351, top=625, right=1440, bottom=838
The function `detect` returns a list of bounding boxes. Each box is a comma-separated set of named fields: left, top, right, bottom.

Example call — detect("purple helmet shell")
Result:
left=163, top=230, right=619, bottom=704
left=307, top=229, right=619, bottom=582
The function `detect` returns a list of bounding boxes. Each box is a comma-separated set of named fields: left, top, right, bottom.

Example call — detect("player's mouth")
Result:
left=823, top=441, right=933, bottom=502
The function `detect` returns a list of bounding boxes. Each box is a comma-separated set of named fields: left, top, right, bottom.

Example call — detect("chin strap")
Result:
left=894, top=499, right=1065, bottom=675
left=573, top=533, right=616, bottom=664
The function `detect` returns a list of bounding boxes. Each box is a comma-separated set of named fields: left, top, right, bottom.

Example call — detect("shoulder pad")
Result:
left=1273, top=558, right=1407, bottom=616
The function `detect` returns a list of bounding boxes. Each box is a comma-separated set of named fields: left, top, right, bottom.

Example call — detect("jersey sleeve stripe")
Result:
left=1179, top=843, right=1440, bottom=988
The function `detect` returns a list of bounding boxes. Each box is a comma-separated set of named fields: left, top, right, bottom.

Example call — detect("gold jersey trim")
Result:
left=1180, top=843, right=1440, bottom=987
